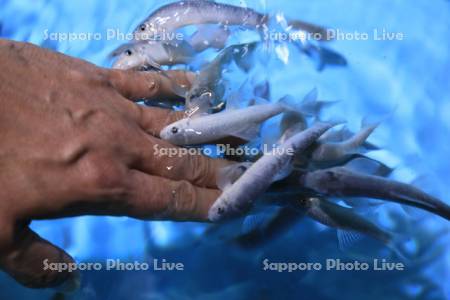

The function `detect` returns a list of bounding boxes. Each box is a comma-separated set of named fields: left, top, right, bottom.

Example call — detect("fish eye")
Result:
left=171, top=127, right=179, bottom=134
left=139, top=24, right=147, bottom=31
left=125, top=49, right=133, bottom=56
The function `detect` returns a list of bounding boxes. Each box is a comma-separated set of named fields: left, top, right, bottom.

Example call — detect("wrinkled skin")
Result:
left=0, top=40, right=230, bottom=289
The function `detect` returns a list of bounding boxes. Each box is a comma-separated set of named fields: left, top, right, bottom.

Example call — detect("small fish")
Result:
left=111, top=40, right=196, bottom=70
left=208, top=121, right=337, bottom=222
left=133, top=1, right=267, bottom=41
left=343, top=156, right=393, bottom=177
left=184, top=42, right=259, bottom=104
left=253, top=80, right=271, bottom=101
left=287, top=20, right=331, bottom=41
left=130, top=1, right=338, bottom=72
left=160, top=87, right=322, bottom=145
left=133, top=1, right=330, bottom=42
left=300, top=44, right=348, bottom=71
left=298, top=167, right=450, bottom=221
left=318, top=125, right=379, bottom=150
left=160, top=98, right=285, bottom=145
left=232, top=206, right=305, bottom=248
left=310, top=120, right=379, bottom=163
left=295, top=197, right=393, bottom=246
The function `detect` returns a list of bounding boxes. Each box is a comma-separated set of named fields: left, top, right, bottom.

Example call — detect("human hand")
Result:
left=0, top=40, right=228, bottom=289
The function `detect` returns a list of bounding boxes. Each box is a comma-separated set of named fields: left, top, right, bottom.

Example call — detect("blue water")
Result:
left=1, top=0, right=450, bottom=299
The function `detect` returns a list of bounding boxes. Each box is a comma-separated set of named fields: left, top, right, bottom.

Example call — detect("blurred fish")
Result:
left=132, top=0, right=329, bottom=42
left=298, top=167, right=450, bottom=221
left=279, top=88, right=338, bottom=119
left=343, top=156, right=394, bottom=177
left=111, top=40, right=196, bottom=70
left=130, top=1, right=341, bottom=73
left=208, top=121, right=337, bottom=221
left=293, top=197, right=398, bottom=251
left=253, top=80, right=271, bottom=101
left=231, top=195, right=396, bottom=251
left=133, top=0, right=267, bottom=41
left=182, top=42, right=259, bottom=106
left=318, top=125, right=379, bottom=151
left=234, top=207, right=305, bottom=248
left=300, top=44, right=348, bottom=71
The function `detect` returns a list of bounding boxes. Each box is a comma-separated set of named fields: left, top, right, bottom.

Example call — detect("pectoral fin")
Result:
left=337, top=230, right=366, bottom=252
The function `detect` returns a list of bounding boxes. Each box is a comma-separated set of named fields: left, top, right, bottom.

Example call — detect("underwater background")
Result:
left=1, top=0, right=450, bottom=299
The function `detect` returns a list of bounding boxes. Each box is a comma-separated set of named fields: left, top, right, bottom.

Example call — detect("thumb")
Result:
left=0, top=223, right=80, bottom=290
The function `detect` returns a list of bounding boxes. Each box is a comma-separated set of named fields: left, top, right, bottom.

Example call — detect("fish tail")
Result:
left=287, top=20, right=331, bottom=42
left=278, top=88, right=318, bottom=115
left=342, top=122, right=379, bottom=153
left=299, top=44, right=348, bottom=72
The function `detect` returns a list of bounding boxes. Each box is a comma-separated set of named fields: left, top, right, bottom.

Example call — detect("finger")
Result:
left=48, top=171, right=221, bottom=222
left=135, top=136, right=231, bottom=188
left=124, top=171, right=220, bottom=221
left=108, top=69, right=194, bottom=101
left=0, top=225, right=79, bottom=290
left=136, top=106, right=185, bottom=136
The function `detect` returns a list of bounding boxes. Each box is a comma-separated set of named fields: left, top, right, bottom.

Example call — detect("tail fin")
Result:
left=287, top=20, right=331, bottom=42
left=300, top=44, right=348, bottom=72
left=279, top=88, right=336, bottom=116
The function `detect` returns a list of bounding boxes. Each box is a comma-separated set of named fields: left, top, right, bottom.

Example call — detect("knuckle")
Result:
left=78, top=107, right=115, bottom=126
left=106, top=69, right=127, bottom=91
left=183, top=154, right=213, bottom=187
left=169, top=180, right=196, bottom=219
left=80, top=156, right=125, bottom=190
left=92, top=68, right=113, bottom=88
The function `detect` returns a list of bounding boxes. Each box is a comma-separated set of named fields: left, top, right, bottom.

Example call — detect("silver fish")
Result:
left=208, top=122, right=336, bottom=222
left=298, top=167, right=450, bottom=221
left=297, top=197, right=393, bottom=245
left=133, top=1, right=330, bottom=42
left=183, top=42, right=259, bottom=105
left=160, top=101, right=286, bottom=145
left=111, top=40, right=196, bottom=70
left=160, top=87, right=320, bottom=145
left=233, top=206, right=305, bottom=248
left=133, top=0, right=267, bottom=41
